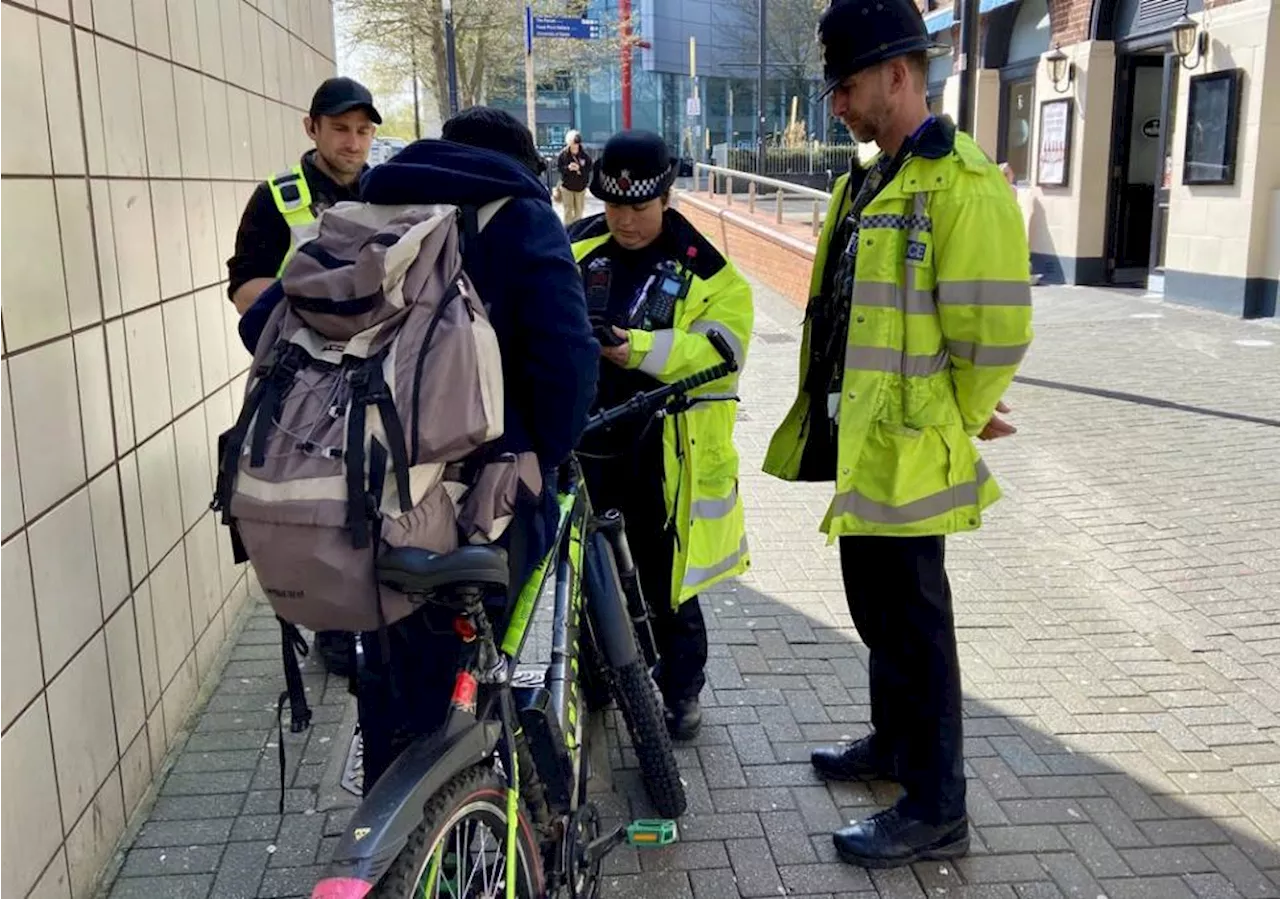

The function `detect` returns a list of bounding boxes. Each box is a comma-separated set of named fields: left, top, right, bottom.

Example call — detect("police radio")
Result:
left=629, top=246, right=697, bottom=331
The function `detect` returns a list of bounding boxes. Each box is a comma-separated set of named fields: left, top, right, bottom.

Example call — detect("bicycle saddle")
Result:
left=376, top=545, right=510, bottom=595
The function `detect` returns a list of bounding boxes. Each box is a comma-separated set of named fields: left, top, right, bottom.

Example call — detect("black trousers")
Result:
left=839, top=535, right=966, bottom=823
left=581, top=448, right=708, bottom=708
left=357, top=497, right=547, bottom=793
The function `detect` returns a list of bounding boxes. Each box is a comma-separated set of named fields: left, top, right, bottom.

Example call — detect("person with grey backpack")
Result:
left=218, top=107, right=599, bottom=793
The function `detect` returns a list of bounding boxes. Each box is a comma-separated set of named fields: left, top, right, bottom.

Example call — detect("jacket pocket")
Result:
left=858, top=420, right=950, bottom=506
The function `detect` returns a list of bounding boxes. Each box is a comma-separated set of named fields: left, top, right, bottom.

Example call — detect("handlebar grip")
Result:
left=581, top=360, right=737, bottom=437
left=671, top=360, right=734, bottom=394
left=705, top=330, right=739, bottom=371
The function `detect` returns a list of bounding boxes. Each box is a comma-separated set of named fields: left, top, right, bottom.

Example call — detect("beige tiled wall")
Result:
left=0, top=0, right=335, bottom=895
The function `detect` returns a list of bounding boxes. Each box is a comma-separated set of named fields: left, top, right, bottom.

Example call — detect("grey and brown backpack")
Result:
left=211, top=198, right=540, bottom=739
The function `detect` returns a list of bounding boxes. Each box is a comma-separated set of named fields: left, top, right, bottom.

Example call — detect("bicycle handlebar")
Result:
left=583, top=328, right=739, bottom=436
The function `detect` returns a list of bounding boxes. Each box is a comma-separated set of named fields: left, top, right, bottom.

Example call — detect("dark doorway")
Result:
left=1104, top=52, right=1167, bottom=286
left=1094, top=0, right=1200, bottom=288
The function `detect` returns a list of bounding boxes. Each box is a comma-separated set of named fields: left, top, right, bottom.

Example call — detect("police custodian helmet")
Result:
left=817, top=0, right=948, bottom=99
left=589, top=130, right=679, bottom=205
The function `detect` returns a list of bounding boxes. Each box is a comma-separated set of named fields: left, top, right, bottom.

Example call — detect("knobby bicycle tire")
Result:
left=372, top=764, right=544, bottom=898
left=610, top=658, right=688, bottom=819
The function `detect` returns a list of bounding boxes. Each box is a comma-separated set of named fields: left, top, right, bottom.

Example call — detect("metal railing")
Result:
left=723, top=144, right=862, bottom=178
left=692, top=163, right=834, bottom=237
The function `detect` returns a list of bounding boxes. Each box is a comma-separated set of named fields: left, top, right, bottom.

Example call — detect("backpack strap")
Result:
left=249, top=343, right=309, bottom=467
left=457, top=197, right=512, bottom=268
left=211, top=348, right=288, bottom=523
left=273, top=617, right=312, bottom=814
left=476, top=197, right=512, bottom=232
left=279, top=618, right=312, bottom=732
left=344, top=354, right=413, bottom=549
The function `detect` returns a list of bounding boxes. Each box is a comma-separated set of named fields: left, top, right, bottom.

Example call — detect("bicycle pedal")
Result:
left=625, top=819, right=678, bottom=847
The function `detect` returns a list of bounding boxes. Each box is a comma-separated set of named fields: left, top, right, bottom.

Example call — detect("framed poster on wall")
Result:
left=1183, top=68, right=1243, bottom=186
left=1036, top=98, right=1073, bottom=187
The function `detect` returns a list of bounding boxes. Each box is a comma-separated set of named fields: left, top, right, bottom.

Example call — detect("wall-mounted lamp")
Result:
left=1171, top=15, right=1208, bottom=70
left=1046, top=45, right=1073, bottom=94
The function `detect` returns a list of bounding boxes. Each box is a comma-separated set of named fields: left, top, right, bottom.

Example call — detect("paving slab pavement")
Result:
left=98, top=277, right=1280, bottom=899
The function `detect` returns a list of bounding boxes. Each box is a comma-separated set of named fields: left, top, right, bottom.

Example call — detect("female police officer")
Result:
left=567, top=131, right=753, bottom=740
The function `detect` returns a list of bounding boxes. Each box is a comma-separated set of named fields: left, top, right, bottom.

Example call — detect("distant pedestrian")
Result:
left=557, top=130, right=592, bottom=225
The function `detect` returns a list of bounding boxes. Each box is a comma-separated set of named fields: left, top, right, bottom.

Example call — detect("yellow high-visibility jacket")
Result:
left=764, top=119, right=1033, bottom=538
left=570, top=210, right=753, bottom=605
left=265, top=164, right=319, bottom=274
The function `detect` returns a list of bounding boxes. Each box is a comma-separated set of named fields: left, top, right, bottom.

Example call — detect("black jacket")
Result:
left=226, top=150, right=362, bottom=300
left=557, top=146, right=592, bottom=192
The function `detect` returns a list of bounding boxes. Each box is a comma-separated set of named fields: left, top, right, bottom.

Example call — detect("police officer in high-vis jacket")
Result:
left=568, top=131, right=753, bottom=741
left=226, top=76, right=381, bottom=677
left=764, top=0, right=1033, bottom=870
left=227, top=77, right=380, bottom=315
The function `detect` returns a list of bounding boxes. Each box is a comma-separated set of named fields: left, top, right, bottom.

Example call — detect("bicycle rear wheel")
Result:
left=372, top=764, right=544, bottom=899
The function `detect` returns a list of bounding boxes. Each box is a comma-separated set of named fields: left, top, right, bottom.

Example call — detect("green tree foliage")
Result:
left=338, top=0, right=626, bottom=128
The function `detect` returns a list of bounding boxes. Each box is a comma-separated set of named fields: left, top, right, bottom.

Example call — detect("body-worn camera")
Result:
left=581, top=247, right=696, bottom=347
left=584, top=258, right=628, bottom=347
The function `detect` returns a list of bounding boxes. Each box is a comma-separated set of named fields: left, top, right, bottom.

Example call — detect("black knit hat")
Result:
left=817, top=0, right=948, bottom=99
left=589, top=130, right=678, bottom=205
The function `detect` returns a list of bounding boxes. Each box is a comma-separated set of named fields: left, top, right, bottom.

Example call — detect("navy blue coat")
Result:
left=237, top=140, right=599, bottom=566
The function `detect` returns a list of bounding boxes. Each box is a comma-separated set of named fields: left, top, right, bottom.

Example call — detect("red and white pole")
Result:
left=620, top=0, right=632, bottom=129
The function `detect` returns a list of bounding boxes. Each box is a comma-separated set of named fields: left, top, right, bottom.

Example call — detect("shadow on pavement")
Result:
left=595, top=580, right=1280, bottom=899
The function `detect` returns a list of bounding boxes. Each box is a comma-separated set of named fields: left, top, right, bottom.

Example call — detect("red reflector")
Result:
left=454, top=616, right=477, bottom=641
left=310, top=877, right=373, bottom=899
left=451, top=670, right=478, bottom=713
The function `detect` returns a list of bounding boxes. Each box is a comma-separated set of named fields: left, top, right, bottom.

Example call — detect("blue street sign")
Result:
left=531, top=15, right=601, bottom=40
left=525, top=5, right=533, bottom=54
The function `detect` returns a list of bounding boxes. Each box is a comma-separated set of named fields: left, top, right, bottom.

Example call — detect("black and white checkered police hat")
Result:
left=589, top=130, right=678, bottom=205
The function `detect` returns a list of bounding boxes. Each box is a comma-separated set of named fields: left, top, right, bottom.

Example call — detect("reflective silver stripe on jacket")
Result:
left=845, top=345, right=950, bottom=377
left=682, top=535, right=749, bottom=590
left=637, top=329, right=676, bottom=376
left=937, top=281, right=1032, bottom=307
left=690, top=482, right=739, bottom=521
left=831, top=460, right=993, bottom=525
left=946, top=340, right=1030, bottom=367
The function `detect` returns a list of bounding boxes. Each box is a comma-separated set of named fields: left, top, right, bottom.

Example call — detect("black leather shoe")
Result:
left=665, top=699, right=702, bottom=741
left=833, top=803, right=969, bottom=868
left=811, top=735, right=895, bottom=782
left=314, top=631, right=354, bottom=678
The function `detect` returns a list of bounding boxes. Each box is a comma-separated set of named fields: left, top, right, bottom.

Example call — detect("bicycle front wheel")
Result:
left=372, top=765, right=544, bottom=899
left=610, top=657, right=688, bottom=819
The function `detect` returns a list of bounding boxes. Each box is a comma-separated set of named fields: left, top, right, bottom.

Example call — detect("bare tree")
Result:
left=714, top=0, right=826, bottom=136
left=339, top=0, right=626, bottom=127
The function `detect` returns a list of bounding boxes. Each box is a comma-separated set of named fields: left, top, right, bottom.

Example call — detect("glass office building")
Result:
left=495, top=0, right=832, bottom=153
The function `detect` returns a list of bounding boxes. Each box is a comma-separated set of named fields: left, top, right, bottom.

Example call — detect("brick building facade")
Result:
left=912, top=0, right=1278, bottom=317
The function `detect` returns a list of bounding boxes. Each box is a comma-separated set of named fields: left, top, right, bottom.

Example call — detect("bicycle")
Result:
left=310, top=332, right=741, bottom=899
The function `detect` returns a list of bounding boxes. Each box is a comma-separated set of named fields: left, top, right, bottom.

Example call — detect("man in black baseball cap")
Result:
left=226, top=73, right=383, bottom=677
left=309, top=75, right=383, bottom=124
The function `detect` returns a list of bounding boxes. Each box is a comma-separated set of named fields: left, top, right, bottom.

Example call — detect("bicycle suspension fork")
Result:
left=593, top=509, right=659, bottom=669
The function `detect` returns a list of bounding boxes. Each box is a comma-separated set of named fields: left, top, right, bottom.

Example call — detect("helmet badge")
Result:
left=617, top=169, right=632, bottom=191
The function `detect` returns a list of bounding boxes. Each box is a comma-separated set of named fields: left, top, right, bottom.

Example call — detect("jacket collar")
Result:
left=912, top=115, right=957, bottom=160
